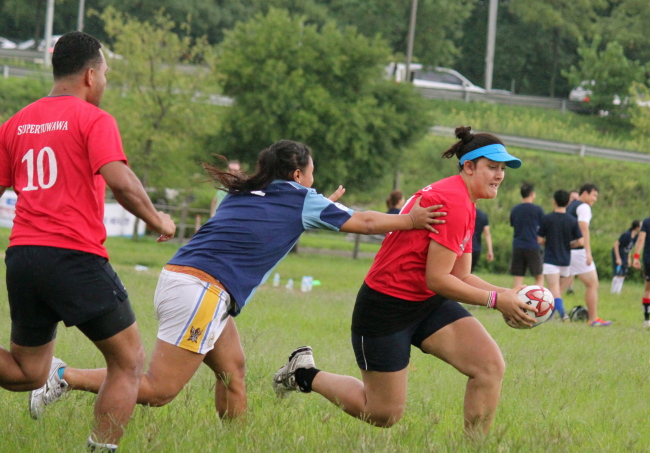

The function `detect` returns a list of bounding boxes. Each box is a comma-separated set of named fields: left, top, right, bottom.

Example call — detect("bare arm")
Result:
left=339, top=197, right=446, bottom=235
left=578, top=220, right=592, bottom=264
left=570, top=237, right=584, bottom=249
left=538, top=235, right=545, bottom=246
left=425, top=240, right=535, bottom=327
left=99, top=161, right=175, bottom=238
left=0, top=186, right=6, bottom=199
left=484, top=226, right=494, bottom=261
left=633, top=231, right=646, bottom=269
left=613, top=240, right=622, bottom=265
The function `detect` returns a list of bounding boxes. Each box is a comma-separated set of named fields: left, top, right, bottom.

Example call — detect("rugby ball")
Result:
left=503, top=285, right=555, bottom=329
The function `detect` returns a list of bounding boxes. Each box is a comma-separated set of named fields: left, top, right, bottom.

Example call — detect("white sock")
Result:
left=615, top=276, right=625, bottom=294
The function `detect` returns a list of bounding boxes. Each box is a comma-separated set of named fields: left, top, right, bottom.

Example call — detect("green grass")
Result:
left=1, top=236, right=649, bottom=451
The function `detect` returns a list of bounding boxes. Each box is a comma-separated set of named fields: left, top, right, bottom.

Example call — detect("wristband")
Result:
left=634, top=253, right=641, bottom=260
left=486, top=291, right=497, bottom=309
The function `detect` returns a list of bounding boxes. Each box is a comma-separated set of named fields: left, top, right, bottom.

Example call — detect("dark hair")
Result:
left=520, top=182, right=535, bottom=198
left=203, top=140, right=312, bottom=192
left=631, top=219, right=641, bottom=230
left=52, top=31, right=103, bottom=79
left=441, top=126, right=504, bottom=170
left=578, top=183, right=599, bottom=195
left=553, top=189, right=570, bottom=208
left=386, top=190, right=403, bottom=210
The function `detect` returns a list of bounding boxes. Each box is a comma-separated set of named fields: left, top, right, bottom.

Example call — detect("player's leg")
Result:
left=60, top=338, right=207, bottom=406
left=2, top=245, right=61, bottom=391
left=88, top=321, right=145, bottom=446
left=312, top=368, right=408, bottom=427
left=528, top=250, right=545, bottom=287
left=0, top=341, right=56, bottom=391
left=274, top=328, right=411, bottom=427
left=544, top=270, right=566, bottom=319
left=510, top=249, right=525, bottom=287
left=642, top=263, right=650, bottom=327
left=202, top=317, right=247, bottom=419
left=577, top=270, right=603, bottom=324
left=420, top=316, right=505, bottom=435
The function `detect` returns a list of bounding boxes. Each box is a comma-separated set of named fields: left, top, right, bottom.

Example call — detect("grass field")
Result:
left=1, top=235, right=649, bottom=452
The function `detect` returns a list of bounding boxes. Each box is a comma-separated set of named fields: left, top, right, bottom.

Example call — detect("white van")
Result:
left=386, top=62, right=486, bottom=93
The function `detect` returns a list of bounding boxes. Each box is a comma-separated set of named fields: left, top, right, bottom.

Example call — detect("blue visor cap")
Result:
left=458, top=144, right=522, bottom=169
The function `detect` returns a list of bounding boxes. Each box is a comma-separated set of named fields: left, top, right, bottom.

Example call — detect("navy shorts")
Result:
left=6, top=246, right=136, bottom=347
left=509, top=248, right=543, bottom=277
left=351, top=299, right=472, bottom=372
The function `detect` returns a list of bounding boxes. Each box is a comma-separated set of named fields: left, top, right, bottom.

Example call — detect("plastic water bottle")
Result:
left=273, top=273, right=280, bottom=287
left=301, top=276, right=313, bottom=292
left=286, top=278, right=294, bottom=290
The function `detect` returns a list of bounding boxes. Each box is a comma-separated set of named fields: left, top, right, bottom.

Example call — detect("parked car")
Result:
left=0, top=37, right=17, bottom=49
left=16, top=35, right=62, bottom=53
left=569, top=80, right=650, bottom=107
left=16, top=38, right=35, bottom=50
left=412, top=67, right=487, bottom=93
left=386, top=62, right=489, bottom=93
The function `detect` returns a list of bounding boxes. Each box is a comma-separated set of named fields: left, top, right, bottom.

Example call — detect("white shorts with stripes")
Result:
left=154, top=269, right=230, bottom=354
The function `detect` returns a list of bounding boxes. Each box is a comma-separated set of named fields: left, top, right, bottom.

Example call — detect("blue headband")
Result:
left=458, top=144, right=522, bottom=169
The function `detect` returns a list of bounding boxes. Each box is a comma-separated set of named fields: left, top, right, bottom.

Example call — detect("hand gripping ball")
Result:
left=503, top=285, right=555, bottom=329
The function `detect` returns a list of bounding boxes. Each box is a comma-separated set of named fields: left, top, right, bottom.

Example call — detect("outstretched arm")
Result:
left=99, top=161, right=176, bottom=239
left=339, top=197, right=446, bottom=235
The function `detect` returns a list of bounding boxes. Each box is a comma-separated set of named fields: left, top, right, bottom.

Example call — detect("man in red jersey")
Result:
left=0, top=31, right=175, bottom=451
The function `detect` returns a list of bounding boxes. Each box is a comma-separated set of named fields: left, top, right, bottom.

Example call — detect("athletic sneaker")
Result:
left=273, top=346, right=315, bottom=398
left=562, top=315, right=570, bottom=323
left=643, top=320, right=650, bottom=328
left=588, top=318, right=612, bottom=327
left=29, top=357, right=68, bottom=420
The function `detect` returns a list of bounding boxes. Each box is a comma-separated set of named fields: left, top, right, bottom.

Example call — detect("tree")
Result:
left=629, top=82, right=650, bottom=149
left=98, top=7, right=219, bottom=193
left=324, top=0, right=478, bottom=68
left=456, top=2, right=579, bottom=95
left=508, top=0, right=607, bottom=97
left=599, top=0, right=650, bottom=63
left=0, top=0, right=80, bottom=42
left=213, top=8, right=430, bottom=194
left=564, top=38, right=646, bottom=115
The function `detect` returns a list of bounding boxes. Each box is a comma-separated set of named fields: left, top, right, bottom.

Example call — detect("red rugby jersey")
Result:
left=0, top=96, right=127, bottom=258
left=365, top=175, right=475, bottom=301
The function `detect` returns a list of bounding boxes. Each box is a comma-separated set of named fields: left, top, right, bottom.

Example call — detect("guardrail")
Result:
left=429, top=125, right=650, bottom=165
left=416, top=87, right=591, bottom=114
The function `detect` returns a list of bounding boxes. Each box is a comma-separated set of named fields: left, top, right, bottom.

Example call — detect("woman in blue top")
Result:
left=30, top=140, right=446, bottom=423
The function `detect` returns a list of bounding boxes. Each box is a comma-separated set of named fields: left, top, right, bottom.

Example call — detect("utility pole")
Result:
left=405, top=0, right=418, bottom=83
left=485, top=0, right=498, bottom=92
left=44, top=0, right=55, bottom=67
left=78, top=0, right=86, bottom=32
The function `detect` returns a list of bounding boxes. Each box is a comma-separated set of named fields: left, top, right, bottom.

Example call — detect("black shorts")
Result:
left=6, top=246, right=136, bottom=347
left=351, top=284, right=472, bottom=372
left=509, top=248, right=543, bottom=277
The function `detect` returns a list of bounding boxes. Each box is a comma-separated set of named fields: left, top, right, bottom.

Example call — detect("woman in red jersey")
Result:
left=274, top=126, right=536, bottom=436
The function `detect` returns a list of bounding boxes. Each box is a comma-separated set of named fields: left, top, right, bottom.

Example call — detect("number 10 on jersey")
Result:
left=21, top=147, right=58, bottom=191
